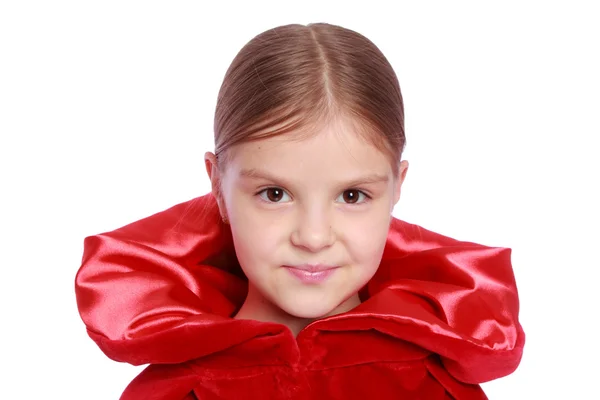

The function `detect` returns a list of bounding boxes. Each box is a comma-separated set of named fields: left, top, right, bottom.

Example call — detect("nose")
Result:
left=290, top=206, right=335, bottom=252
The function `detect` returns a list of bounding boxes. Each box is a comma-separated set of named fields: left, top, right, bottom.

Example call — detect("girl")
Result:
left=75, top=23, right=524, bottom=399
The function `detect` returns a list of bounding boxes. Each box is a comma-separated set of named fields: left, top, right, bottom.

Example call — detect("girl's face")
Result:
left=207, top=118, right=408, bottom=322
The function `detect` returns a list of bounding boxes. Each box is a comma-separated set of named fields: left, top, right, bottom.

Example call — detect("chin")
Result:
left=278, top=297, right=346, bottom=320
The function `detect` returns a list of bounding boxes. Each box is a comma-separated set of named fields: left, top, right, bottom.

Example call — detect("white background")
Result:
left=1, top=1, right=598, bottom=398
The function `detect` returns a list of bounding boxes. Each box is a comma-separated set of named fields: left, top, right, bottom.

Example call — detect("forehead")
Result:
left=226, top=119, right=393, bottom=179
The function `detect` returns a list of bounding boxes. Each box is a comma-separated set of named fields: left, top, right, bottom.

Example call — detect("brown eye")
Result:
left=342, top=190, right=359, bottom=204
left=267, top=188, right=283, bottom=202
left=337, top=189, right=368, bottom=204
left=259, top=187, right=290, bottom=203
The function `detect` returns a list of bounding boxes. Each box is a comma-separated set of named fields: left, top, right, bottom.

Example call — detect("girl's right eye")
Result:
left=258, top=187, right=291, bottom=203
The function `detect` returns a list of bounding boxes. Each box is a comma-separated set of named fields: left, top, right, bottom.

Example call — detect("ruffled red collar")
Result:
left=75, top=193, right=524, bottom=385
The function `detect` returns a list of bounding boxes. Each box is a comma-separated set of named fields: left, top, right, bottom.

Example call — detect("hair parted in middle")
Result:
left=213, top=22, right=406, bottom=176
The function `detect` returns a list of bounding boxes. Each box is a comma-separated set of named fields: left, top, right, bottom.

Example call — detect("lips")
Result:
left=285, top=264, right=338, bottom=272
left=283, top=264, right=339, bottom=284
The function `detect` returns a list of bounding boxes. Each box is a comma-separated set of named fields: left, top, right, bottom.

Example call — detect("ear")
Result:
left=204, top=152, right=228, bottom=222
left=392, top=160, right=409, bottom=206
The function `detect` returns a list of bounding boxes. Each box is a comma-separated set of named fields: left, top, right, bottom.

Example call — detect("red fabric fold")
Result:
left=75, top=193, right=524, bottom=399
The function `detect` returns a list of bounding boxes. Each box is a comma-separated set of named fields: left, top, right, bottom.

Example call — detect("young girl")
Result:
left=75, top=22, right=524, bottom=399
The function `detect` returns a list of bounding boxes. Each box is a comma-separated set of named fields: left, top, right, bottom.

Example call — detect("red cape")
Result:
left=75, top=193, right=524, bottom=399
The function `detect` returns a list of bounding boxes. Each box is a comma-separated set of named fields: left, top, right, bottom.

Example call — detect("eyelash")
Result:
left=255, top=187, right=372, bottom=205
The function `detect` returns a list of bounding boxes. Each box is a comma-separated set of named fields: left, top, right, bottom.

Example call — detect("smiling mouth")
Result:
left=283, top=264, right=339, bottom=284
left=284, top=263, right=339, bottom=272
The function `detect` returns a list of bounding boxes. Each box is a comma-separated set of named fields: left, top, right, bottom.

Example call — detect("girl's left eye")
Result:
left=336, top=189, right=369, bottom=204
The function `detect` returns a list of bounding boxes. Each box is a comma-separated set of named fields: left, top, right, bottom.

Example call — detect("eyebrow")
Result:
left=239, top=168, right=389, bottom=187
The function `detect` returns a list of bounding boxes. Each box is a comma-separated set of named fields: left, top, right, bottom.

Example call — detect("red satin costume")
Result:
left=75, top=193, right=525, bottom=399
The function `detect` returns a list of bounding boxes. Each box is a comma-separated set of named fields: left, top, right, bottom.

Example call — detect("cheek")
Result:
left=343, top=212, right=390, bottom=269
left=227, top=204, right=285, bottom=275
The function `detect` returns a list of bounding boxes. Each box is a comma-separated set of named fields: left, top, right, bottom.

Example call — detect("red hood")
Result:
left=75, top=193, right=524, bottom=386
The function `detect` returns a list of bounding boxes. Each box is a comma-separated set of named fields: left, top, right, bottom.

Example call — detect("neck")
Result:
left=233, top=284, right=361, bottom=337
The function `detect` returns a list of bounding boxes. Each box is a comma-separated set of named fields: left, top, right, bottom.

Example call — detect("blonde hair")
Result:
left=213, top=23, right=406, bottom=175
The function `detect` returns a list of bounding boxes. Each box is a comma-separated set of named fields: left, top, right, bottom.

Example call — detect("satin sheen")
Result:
left=75, top=193, right=525, bottom=399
